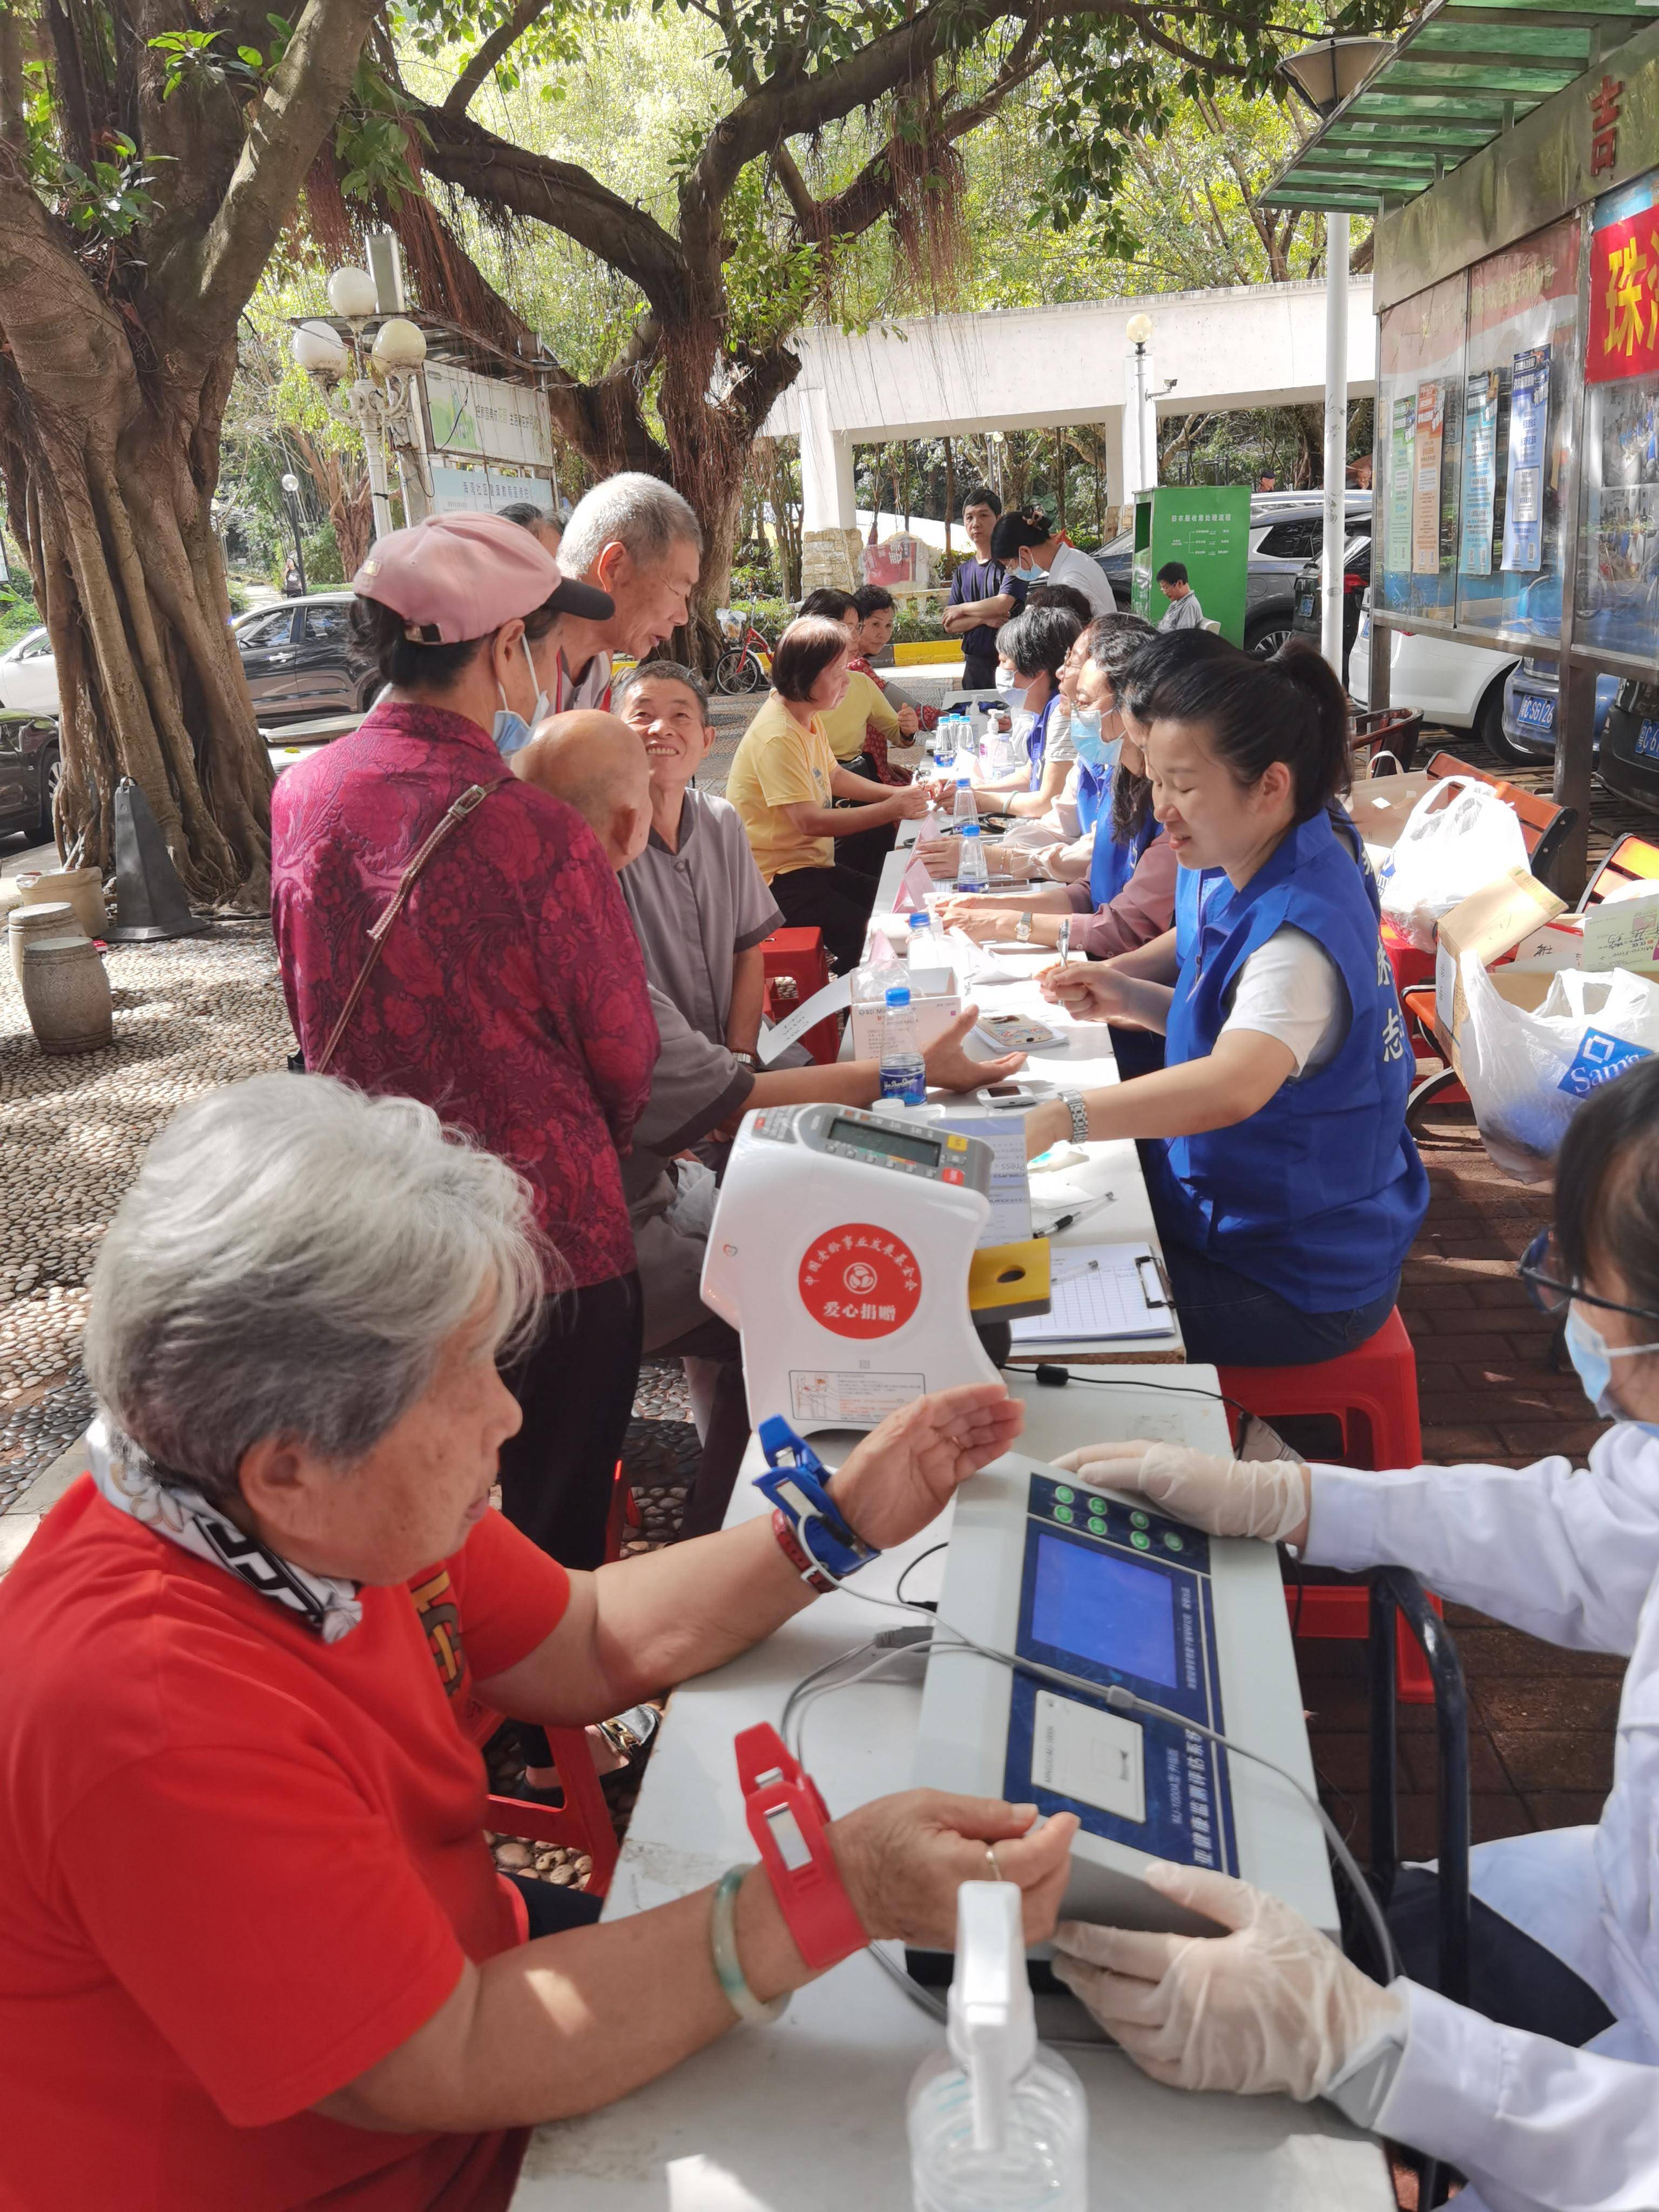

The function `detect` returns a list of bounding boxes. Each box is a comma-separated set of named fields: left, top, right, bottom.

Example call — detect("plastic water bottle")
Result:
left=908, top=1884, right=1088, bottom=2211
left=955, top=822, right=989, bottom=892
left=953, top=776, right=980, bottom=830
left=879, top=984, right=927, bottom=1105
left=906, top=912, right=934, bottom=965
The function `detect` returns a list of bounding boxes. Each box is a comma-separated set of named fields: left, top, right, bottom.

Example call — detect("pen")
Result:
left=1038, top=1191, right=1117, bottom=1234
left=1056, top=917, right=1071, bottom=967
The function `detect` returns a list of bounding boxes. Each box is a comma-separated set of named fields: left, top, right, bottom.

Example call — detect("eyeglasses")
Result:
left=1518, top=1226, right=1659, bottom=1324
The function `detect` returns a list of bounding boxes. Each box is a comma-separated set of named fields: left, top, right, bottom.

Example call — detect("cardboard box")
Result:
left=1349, top=768, right=1440, bottom=858
left=849, top=975, right=961, bottom=1060
left=1442, top=958, right=1659, bottom=1078
left=1583, top=888, right=1659, bottom=973
left=1432, top=869, right=1568, bottom=1037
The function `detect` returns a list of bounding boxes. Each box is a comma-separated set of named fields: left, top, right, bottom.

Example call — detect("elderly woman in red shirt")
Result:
left=271, top=513, right=648, bottom=1579
left=0, top=1075, right=1074, bottom=2212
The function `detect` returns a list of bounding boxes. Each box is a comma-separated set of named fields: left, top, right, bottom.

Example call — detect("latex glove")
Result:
left=1051, top=1861, right=1407, bottom=2100
left=1050, top=1439, right=1310, bottom=1546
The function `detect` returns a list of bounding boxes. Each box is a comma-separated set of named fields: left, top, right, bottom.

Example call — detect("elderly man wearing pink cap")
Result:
left=271, top=511, right=653, bottom=1583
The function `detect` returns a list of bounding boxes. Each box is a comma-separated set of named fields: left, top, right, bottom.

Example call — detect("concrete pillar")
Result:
left=799, top=387, right=856, bottom=532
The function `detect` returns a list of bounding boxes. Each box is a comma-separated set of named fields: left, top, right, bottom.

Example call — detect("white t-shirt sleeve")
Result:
left=1219, top=925, right=1347, bottom=1075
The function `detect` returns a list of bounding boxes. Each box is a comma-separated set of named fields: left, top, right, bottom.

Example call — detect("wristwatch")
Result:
left=732, top=1049, right=760, bottom=1070
left=1059, top=1088, right=1090, bottom=1144
left=1015, top=912, right=1034, bottom=943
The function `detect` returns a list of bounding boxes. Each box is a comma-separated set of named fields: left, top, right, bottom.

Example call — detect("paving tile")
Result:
left=1397, top=1727, right=1513, bottom=1796
left=1522, top=1791, right=1612, bottom=1830
left=1452, top=1626, right=1626, bottom=1677
left=1474, top=1677, right=1625, bottom=1733
left=1491, top=1730, right=1616, bottom=1793
left=1494, top=1420, right=1609, bottom=1459
left=1422, top=1424, right=1508, bottom=1456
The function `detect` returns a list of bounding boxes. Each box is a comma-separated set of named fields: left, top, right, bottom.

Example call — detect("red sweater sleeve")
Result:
left=1067, top=835, right=1179, bottom=960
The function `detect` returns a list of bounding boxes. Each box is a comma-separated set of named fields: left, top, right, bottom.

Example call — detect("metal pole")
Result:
left=1321, top=211, right=1350, bottom=678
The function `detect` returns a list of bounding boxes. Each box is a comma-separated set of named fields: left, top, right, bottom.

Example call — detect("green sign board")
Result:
left=1129, top=486, right=1252, bottom=646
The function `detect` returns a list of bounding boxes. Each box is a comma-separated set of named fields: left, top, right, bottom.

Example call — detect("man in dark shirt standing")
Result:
left=941, top=484, right=1025, bottom=690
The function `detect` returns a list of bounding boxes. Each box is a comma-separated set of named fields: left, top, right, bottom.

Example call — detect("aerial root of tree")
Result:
left=0, top=373, right=274, bottom=911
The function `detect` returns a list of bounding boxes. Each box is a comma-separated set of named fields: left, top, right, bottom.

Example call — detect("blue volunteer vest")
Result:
left=1146, top=806, right=1427, bottom=1312
left=1088, top=778, right=1160, bottom=911
left=1074, top=759, right=1108, bottom=839
left=1024, top=693, right=1059, bottom=791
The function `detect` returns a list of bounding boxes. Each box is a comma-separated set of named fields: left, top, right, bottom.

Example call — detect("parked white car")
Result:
left=0, top=627, right=60, bottom=718
left=1350, top=591, right=1518, bottom=747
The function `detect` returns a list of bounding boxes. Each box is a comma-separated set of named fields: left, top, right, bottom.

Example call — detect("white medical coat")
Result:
left=1307, top=1424, right=1659, bottom=2212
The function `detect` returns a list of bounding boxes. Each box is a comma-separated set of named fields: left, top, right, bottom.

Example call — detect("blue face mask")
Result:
left=493, top=636, right=550, bottom=759
left=1564, top=1305, right=1659, bottom=1431
left=1019, top=558, right=1048, bottom=586
left=1068, top=707, right=1109, bottom=771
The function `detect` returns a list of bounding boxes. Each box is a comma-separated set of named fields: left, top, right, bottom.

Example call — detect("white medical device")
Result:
left=912, top=1452, right=1338, bottom=1944
left=702, top=1102, right=1004, bottom=1433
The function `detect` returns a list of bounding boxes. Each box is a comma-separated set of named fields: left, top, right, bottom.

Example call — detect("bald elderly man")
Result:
left=520, top=717, right=1024, bottom=1535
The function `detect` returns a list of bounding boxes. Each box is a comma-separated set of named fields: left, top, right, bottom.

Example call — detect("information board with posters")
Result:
left=1375, top=274, right=1467, bottom=616
left=1455, top=218, right=1578, bottom=637
left=1578, top=171, right=1659, bottom=659
left=422, top=365, right=555, bottom=471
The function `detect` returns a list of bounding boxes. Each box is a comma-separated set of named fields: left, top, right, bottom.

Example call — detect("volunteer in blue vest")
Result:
left=968, top=603, right=1083, bottom=820
left=1044, top=1060, right=1659, bottom=2212
left=934, top=615, right=1171, bottom=956
left=1021, top=632, right=1427, bottom=1367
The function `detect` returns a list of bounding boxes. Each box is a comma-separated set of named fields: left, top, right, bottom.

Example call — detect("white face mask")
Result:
left=994, top=664, right=1019, bottom=698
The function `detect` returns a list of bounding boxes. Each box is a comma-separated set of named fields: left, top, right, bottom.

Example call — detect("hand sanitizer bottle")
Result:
left=907, top=1883, right=1088, bottom=2211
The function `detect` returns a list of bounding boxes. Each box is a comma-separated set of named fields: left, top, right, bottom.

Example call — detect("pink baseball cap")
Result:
left=352, top=511, right=613, bottom=643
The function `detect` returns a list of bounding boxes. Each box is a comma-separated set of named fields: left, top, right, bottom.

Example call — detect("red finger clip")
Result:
left=735, top=1723, right=867, bottom=1970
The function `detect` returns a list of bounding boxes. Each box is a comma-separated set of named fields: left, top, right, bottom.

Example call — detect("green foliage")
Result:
left=146, top=19, right=291, bottom=101
left=334, top=62, right=431, bottom=206
left=28, top=122, right=170, bottom=242
left=0, top=595, right=42, bottom=651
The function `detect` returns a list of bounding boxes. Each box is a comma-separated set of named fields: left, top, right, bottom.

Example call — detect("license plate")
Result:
left=1516, top=695, right=1554, bottom=729
left=1636, top=719, right=1659, bottom=760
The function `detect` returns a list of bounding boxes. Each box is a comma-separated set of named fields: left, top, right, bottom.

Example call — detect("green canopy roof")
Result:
left=1262, top=0, right=1659, bottom=212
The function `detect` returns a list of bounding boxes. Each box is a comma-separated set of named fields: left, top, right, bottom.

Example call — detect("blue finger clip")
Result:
left=754, top=1415, right=880, bottom=1583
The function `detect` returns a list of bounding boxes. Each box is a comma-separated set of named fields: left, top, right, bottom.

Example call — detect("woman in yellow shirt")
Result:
left=726, top=617, right=934, bottom=972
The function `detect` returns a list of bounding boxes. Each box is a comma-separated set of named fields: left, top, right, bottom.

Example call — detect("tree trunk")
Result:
left=0, top=253, right=272, bottom=904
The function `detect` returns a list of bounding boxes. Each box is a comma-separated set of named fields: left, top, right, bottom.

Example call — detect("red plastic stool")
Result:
left=761, top=926, right=838, bottom=1063
left=486, top=1727, right=619, bottom=1898
left=1218, top=1309, right=1442, bottom=1703
left=604, top=1459, right=642, bottom=1566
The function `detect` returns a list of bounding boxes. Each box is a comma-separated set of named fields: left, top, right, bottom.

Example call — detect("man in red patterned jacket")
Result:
left=271, top=511, right=654, bottom=1579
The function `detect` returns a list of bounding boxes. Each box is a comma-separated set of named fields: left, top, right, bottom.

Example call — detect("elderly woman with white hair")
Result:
left=0, top=1075, right=1073, bottom=2212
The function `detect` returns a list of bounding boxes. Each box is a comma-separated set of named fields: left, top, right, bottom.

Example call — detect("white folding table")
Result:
left=510, top=1368, right=1392, bottom=2212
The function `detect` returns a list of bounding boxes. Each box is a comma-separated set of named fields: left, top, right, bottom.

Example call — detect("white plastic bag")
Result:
left=1459, top=954, right=1659, bottom=1181
left=1375, top=778, right=1530, bottom=951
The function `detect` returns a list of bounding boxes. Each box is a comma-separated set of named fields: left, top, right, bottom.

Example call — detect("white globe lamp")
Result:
left=370, top=316, right=427, bottom=373
left=291, top=320, right=347, bottom=376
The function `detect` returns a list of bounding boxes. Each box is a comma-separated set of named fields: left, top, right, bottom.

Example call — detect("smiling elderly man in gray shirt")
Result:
left=615, top=659, right=780, bottom=1067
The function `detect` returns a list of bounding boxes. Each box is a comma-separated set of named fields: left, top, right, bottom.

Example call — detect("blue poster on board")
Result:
left=1503, top=347, right=1550, bottom=572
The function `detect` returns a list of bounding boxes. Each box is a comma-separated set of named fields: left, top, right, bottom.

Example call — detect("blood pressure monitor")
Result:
left=912, top=1452, right=1337, bottom=1946
left=702, top=1103, right=1007, bottom=1433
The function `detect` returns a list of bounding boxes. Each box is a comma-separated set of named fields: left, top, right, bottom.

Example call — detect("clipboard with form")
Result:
left=1008, top=1242, right=1172, bottom=1344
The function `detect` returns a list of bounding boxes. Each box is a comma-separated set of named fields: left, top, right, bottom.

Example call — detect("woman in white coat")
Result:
left=1047, top=1057, right=1659, bottom=2212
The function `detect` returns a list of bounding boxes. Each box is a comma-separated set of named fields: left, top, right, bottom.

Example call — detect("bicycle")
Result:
left=714, top=601, right=774, bottom=694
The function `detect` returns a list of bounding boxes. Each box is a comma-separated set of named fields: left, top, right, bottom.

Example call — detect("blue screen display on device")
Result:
left=1030, top=1533, right=1178, bottom=1688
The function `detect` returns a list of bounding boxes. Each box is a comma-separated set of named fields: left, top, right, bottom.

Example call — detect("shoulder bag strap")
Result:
left=312, top=781, right=493, bottom=1077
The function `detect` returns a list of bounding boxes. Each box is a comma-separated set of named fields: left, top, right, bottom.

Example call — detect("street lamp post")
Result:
left=1124, top=312, right=1156, bottom=506
left=290, top=265, right=432, bottom=543
left=278, top=471, right=307, bottom=597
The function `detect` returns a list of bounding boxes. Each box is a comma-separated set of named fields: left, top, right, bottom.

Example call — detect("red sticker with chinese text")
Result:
left=798, top=1223, right=922, bottom=1339
left=1589, top=205, right=1659, bottom=385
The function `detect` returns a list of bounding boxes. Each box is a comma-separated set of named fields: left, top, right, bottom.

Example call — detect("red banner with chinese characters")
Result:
left=1588, top=207, right=1659, bottom=383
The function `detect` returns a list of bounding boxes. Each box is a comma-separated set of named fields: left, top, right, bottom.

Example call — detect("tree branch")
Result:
left=417, top=103, right=691, bottom=320
left=156, top=0, right=386, bottom=348
left=443, top=0, right=551, bottom=114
